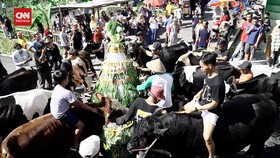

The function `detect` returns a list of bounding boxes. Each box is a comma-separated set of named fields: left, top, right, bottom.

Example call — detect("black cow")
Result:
left=127, top=41, right=192, bottom=73
left=173, top=62, right=241, bottom=101
left=0, top=68, right=37, bottom=96
left=0, top=60, right=7, bottom=79
left=127, top=93, right=278, bottom=158
left=227, top=72, right=280, bottom=106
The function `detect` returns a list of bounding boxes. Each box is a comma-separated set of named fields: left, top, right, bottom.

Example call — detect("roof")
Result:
left=51, top=0, right=128, bottom=10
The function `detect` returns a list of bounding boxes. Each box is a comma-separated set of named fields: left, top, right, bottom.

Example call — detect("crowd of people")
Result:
left=1, top=0, right=278, bottom=157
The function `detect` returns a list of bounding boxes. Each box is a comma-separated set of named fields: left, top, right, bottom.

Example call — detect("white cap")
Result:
left=79, top=135, right=100, bottom=158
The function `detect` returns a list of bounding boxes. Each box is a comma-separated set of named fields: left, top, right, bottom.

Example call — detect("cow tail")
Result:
left=5, top=136, right=23, bottom=157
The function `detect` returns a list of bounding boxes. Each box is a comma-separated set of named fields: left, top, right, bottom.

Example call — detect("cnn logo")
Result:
left=15, top=12, right=30, bottom=19
left=14, top=8, right=32, bottom=26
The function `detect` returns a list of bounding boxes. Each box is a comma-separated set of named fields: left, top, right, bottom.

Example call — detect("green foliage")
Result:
left=0, top=37, right=17, bottom=55
left=101, top=122, right=135, bottom=158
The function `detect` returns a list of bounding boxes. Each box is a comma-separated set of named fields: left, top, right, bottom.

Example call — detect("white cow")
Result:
left=0, top=89, right=52, bottom=121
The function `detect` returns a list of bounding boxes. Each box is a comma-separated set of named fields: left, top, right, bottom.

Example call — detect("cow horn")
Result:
left=153, top=128, right=169, bottom=136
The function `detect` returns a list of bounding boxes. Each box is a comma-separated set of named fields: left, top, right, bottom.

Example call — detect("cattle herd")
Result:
left=0, top=42, right=280, bottom=157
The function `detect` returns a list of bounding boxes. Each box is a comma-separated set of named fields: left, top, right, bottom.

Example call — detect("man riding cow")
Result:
left=182, top=52, right=225, bottom=158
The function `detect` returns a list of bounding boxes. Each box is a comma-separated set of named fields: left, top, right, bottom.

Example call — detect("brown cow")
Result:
left=0, top=114, right=73, bottom=158
left=0, top=102, right=106, bottom=158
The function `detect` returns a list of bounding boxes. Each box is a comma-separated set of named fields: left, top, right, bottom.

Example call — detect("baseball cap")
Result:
left=149, top=85, right=165, bottom=100
left=148, top=42, right=162, bottom=51
left=238, top=61, right=252, bottom=70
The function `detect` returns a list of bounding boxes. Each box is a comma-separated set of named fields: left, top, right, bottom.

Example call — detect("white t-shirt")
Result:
left=50, top=84, right=77, bottom=119
left=2, top=3, right=6, bottom=9
left=149, top=17, right=159, bottom=29
left=152, top=73, right=173, bottom=108
left=59, top=31, right=68, bottom=47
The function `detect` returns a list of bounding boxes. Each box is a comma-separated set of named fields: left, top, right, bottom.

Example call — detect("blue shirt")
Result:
left=198, top=28, right=210, bottom=48
left=192, top=16, right=199, bottom=30
left=29, top=41, right=39, bottom=51
left=165, top=17, right=173, bottom=32
left=246, top=24, right=262, bottom=45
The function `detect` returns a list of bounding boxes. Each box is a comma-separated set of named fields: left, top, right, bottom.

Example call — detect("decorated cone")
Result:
left=91, top=20, right=140, bottom=107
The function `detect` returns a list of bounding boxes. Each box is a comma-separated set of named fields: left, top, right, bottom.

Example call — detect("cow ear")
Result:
left=153, top=128, right=169, bottom=136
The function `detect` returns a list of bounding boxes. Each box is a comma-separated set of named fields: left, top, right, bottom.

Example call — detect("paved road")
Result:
left=0, top=5, right=280, bottom=158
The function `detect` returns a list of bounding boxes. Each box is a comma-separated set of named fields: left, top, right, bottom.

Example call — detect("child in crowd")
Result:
left=50, top=70, right=98, bottom=151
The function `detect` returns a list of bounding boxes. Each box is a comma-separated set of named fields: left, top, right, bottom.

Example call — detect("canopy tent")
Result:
left=50, top=0, right=129, bottom=15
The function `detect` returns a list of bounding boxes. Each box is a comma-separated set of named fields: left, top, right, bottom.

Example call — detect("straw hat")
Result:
left=146, top=59, right=166, bottom=73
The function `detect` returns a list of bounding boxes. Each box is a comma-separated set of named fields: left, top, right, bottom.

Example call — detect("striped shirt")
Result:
left=272, top=32, right=280, bottom=51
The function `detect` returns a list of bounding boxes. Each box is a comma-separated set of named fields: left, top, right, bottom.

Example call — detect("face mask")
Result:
left=16, top=49, right=22, bottom=53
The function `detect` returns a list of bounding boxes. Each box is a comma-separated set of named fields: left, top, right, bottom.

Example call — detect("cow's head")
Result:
left=127, top=116, right=169, bottom=152
left=268, top=72, right=280, bottom=106
left=125, top=39, right=139, bottom=61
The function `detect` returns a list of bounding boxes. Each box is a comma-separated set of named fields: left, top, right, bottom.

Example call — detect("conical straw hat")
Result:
left=146, top=59, right=166, bottom=73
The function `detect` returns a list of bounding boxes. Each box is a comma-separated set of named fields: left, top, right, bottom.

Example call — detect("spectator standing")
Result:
left=166, top=1, right=174, bottom=18
left=59, top=25, right=70, bottom=58
left=29, top=33, right=42, bottom=53
left=192, top=10, right=199, bottom=44
left=137, top=15, right=147, bottom=37
left=164, top=13, right=174, bottom=45
left=71, top=24, right=83, bottom=51
left=80, top=24, right=93, bottom=44
left=194, top=17, right=203, bottom=48
left=129, top=15, right=138, bottom=35
left=45, top=34, right=62, bottom=71
left=37, top=21, right=44, bottom=36
left=93, top=35, right=110, bottom=59
left=269, top=25, right=280, bottom=68
left=262, top=12, right=271, bottom=43
left=101, top=11, right=109, bottom=22
left=245, top=17, right=263, bottom=61
left=238, top=13, right=252, bottom=60
left=34, top=41, right=52, bottom=90
left=44, top=25, right=52, bottom=37
left=12, top=43, right=32, bottom=70
left=168, top=18, right=180, bottom=46
left=4, top=16, right=13, bottom=39
left=89, top=15, right=98, bottom=34
left=93, top=27, right=103, bottom=44
left=17, top=32, right=28, bottom=50
left=197, top=20, right=211, bottom=49
left=149, top=14, right=159, bottom=44
left=212, top=6, right=222, bottom=23
left=0, top=16, right=7, bottom=38
left=1, top=1, right=6, bottom=15
left=120, top=17, right=130, bottom=36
